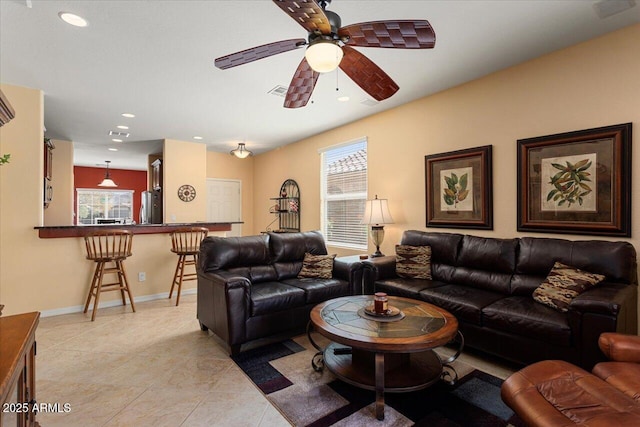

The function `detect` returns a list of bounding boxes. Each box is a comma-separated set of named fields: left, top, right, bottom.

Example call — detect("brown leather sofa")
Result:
left=363, top=230, right=638, bottom=369
left=501, top=333, right=640, bottom=426
left=196, top=231, right=362, bottom=355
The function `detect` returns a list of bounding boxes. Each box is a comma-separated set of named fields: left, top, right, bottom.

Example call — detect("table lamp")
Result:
left=361, top=195, right=394, bottom=257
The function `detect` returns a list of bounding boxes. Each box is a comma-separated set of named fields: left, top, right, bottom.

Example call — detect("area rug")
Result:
left=232, top=336, right=525, bottom=426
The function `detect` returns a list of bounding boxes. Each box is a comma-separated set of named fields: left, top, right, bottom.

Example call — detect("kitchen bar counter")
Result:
left=34, top=222, right=240, bottom=238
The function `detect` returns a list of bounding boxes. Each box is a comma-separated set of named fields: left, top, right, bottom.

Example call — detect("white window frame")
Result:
left=76, top=188, right=134, bottom=225
left=319, top=137, right=368, bottom=250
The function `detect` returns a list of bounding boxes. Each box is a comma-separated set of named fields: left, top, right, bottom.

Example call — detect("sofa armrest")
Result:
left=333, top=258, right=363, bottom=295
left=363, top=256, right=397, bottom=279
left=599, top=333, right=640, bottom=363
left=569, top=283, right=637, bottom=369
left=569, top=283, right=635, bottom=317
left=197, top=270, right=251, bottom=353
left=362, top=256, right=397, bottom=294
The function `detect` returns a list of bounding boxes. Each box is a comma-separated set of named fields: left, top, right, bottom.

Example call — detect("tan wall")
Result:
left=43, top=138, right=74, bottom=226
left=1, top=25, right=638, bottom=319
left=163, top=139, right=207, bottom=223
left=206, top=151, right=254, bottom=235
left=0, top=87, right=223, bottom=316
left=254, top=24, right=640, bottom=262
left=0, top=84, right=44, bottom=310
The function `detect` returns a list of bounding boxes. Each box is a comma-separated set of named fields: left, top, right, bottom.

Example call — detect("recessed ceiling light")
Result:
left=58, top=12, right=88, bottom=27
left=112, top=139, right=123, bottom=143
left=193, top=136, right=203, bottom=140
left=121, top=113, right=135, bottom=118
left=116, top=125, right=129, bottom=130
left=108, top=148, right=118, bottom=152
left=337, top=96, right=350, bottom=102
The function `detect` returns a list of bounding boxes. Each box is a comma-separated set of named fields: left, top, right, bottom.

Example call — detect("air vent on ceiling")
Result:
left=109, top=130, right=130, bottom=138
left=593, top=0, right=636, bottom=18
left=268, top=85, right=289, bottom=97
left=360, top=98, right=379, bottom=107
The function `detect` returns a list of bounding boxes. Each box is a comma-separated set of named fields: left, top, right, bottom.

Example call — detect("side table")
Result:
left=0, top=312, right=40, bottom=427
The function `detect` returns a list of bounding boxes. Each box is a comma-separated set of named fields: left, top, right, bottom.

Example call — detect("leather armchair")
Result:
left=501, top=333, right=640, bottom=426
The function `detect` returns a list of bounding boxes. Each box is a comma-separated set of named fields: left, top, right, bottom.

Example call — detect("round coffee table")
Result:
left=309, top=295, right=463, bottom=420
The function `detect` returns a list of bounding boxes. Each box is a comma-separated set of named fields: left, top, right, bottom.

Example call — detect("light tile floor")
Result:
left=35, top=294, right=517, bottom=426
left=35, top=294, right=290, bottom=427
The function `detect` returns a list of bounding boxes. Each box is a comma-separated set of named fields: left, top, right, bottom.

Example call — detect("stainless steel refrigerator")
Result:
left=140, top=190, right=162, bottom=224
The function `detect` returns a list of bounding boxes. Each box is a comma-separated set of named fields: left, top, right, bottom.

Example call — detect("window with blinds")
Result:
left=77, top=189, right=134, bottom=225
left=320, top=138, right=368, bottom=250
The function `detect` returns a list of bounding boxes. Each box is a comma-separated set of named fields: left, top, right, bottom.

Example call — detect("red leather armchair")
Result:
left=501, top=333, right=640, bottom=426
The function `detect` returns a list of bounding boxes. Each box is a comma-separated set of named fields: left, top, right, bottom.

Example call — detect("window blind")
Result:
left=320, top=138, right=368, bottom=249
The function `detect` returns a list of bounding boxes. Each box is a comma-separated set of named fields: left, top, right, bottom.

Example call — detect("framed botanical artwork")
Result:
left=425, top=145, right=493, bottom=229
left=517, top=123, right=632, bottom=237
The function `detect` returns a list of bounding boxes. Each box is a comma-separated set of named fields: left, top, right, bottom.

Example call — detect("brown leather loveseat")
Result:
left=197, top=231, right=362, bottom=355
left=363, top=230, right=638, bottom=370
left=501, top=333, right=640, bottom=426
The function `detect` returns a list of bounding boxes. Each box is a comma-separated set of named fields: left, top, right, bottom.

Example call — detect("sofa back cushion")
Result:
left=199, top=235, right=277, bottom=283
left=400, top=230, right=462, bottom=282
left=450, top=235, right=518, bottom=294
left=269, top=231, right=329, bottom=279
left=511, top=237, right=638, bottom=296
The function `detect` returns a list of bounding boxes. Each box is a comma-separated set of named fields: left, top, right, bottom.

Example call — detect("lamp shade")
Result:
left=305, top=40, right=343, bottom=73
left=98, top=178, right=117, bottom=187
left=230, top=143, right=253, bottom=159
left=98, top=161, right=117, bottom=187
left=361, top=195, right=394, bottom=225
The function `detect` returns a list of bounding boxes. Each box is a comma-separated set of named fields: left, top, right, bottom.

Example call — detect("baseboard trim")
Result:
left=39, top=288, right=197, bottom=318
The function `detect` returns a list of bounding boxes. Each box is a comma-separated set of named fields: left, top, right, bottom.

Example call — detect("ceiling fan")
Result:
left=214, top=0, right=435, bottom=108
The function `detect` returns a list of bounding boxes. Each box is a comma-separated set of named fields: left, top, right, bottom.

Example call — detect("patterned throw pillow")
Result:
left=297, top=253, right=336, bottom=279
left=396, top=245, right=432, bottom=280
left=533, top=262, right=605, bottom=312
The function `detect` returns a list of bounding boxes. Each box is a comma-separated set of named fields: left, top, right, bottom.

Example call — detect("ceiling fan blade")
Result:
left=272, top=0, right=331, bottom=34
left=339, top=45, right=399, bottom=101
left=339, top=20, right=435, bottom=49
left=214, top=38, right=306, bottom=70
left=284, top=58, right=319, bottom=108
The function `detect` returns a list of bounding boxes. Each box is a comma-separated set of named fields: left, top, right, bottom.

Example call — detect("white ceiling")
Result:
left=1, top=0, right=638, bottom=170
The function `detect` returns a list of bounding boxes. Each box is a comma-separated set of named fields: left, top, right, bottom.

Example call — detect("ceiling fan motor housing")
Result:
left=308, top=9, right=342, bottom=44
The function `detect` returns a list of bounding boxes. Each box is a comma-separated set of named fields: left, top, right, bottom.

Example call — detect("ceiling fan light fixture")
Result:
left=98, top=160, right=118, bottom=187
left=305, top=40, right=343, bottom=73
left=230, top=142, right=253, bottom=159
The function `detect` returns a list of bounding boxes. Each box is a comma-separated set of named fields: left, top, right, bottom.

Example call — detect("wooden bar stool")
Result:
left=169, top=227, right=208, bottom=306
left=83, top=229, right=136, bottom=321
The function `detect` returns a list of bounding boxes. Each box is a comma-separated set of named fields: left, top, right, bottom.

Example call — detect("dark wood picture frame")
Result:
left=425, top=145, right=493, bottom=229
left=517, top=123, right=632, bottom=237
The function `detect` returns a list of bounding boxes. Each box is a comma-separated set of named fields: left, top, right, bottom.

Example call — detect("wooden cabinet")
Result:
left=151, top=159, right=162, bottom=191
left=0, top=312, right=40, bottom=427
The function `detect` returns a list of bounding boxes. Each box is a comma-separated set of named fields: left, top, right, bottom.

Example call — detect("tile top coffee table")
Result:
left=309, top=295, right=463, bottom=420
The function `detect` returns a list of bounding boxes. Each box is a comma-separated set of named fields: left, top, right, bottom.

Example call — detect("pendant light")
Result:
left=230, top=143, right=253, bottom=159
left=98, top=160, right=117, bottom=187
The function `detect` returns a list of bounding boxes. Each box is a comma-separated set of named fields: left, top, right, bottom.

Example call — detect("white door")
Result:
left=207, top=179, right=242, bottom=236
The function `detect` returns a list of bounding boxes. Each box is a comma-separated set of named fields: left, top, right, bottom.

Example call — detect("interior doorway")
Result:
left=206, top=179, right=242, bottom=236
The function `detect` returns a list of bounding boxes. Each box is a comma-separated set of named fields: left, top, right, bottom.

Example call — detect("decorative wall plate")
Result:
left=177, top=184, right=196, bottom=202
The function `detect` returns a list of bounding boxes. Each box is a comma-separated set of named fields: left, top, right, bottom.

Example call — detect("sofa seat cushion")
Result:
left=418, top=285, right=503, bottom=325
left=250, top=281, right=306, bottom=316
left=593, top=362, right=640, bottom=402
left=283, top=278, right=350, bottom=304
left=375, top=278, right=445, bottom=299
left=501, top=360, right=640, bottom=427
left=483, top=296, right=571, bottom=346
